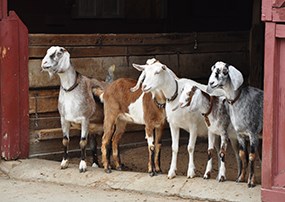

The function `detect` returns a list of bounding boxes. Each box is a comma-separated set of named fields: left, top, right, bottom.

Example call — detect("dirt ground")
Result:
left=71, top=139, right=262, bottom=185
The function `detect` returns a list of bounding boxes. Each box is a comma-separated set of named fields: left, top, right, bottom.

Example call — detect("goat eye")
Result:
left=50, top=52, right=56, bottom=59
left=222, top=68, right=228, bottom=75
left=56, top=52, right=63, bottom=57
left=154, top=71, right=159, bottom=75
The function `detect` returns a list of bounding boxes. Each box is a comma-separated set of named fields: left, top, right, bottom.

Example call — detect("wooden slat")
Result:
left=272, top=7, right=285, bottom=22
left=29, top=32, right=248, bottom=47
left=29, top=89, right=59, bottom=114
left=276, top=24, right=285, bottom=38
left=29, top=42, right=248, bottom=58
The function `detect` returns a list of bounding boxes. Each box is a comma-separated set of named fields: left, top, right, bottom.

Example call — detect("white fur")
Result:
left=132, top=59, right=208, bottom=179
left=128, top=93, right=145, bottom=124
left=42, top=46, right=105, bottom=173
left=179, top=83, right=239, bottom=181
left=60, top=159, right=69, bottom=169
left=79, top=160, right=87, bottom=172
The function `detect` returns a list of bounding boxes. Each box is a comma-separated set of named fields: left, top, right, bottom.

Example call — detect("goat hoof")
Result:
left=79, top=160, right=87, bottom=173
left=79, top=168, right=86, bottom=173
left=92, top=163, right=99, bottom=168
left=105, top=168, right=112, bottom=174
left=155, top=169, right=162, bottom=174
left=219, top=176, right=225, bottom=182
left=60, top=159, right=69, bottom=169
left=203, top=172, right=211, bottom=179
left=149, top=171, right=158, bottom=177
left=247, top=183, right=256, bottom=188
left=116, top=164, right=127, bottom=171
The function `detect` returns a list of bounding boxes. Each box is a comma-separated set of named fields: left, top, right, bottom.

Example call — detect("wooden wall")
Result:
left=29, top=32, right=250, bottom=158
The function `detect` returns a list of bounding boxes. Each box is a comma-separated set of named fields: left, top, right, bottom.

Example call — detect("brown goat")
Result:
left=97, top=78, right=166, bottom=176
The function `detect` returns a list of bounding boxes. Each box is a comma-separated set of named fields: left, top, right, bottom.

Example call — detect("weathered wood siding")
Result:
left=29, top=32, right=250, bottom=157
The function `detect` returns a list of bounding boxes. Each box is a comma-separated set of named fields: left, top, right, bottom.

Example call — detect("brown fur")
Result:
left=100, top=78, right=166, bottom=175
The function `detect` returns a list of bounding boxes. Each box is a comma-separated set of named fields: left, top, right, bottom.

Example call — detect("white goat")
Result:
left=132, top=59, right=209, bottom=179
left=207, top=61, right=263, bottom=188
left=41, top=46, right=109, bottom=172
left=177, top=84, right=239, bottom=181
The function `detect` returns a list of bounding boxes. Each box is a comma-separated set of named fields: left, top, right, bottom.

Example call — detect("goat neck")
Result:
left=199, top=91, right=213, bottom=116
left=221, top=79, right=242, bottom=103
left=199, top=91, right=214, bottom=126
left=161, top=70, right=178, bottom=103
left=58, top=66, right=78, bottom=91
left=153, top=90, right=166, bottom=109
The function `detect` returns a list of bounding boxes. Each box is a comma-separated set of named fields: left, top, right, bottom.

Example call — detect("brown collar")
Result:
left=166, top=80, right=178, bottom=102
left=201, top=95, right=214, bottom=127
left=61, top=71, right=81, bottom=92
left=226, top=89, right=242, bottom=105
left=186, top=86, right=214, bottom=127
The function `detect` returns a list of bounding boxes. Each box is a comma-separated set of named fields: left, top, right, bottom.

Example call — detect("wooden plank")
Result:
left=29, top=56, right=141, bottom=88
left=29, top=89, right=59, bottom=114
left=177, top=52, right=250, bottom=81
left=262, top=22, right=276, bottom=189
left=29, top=32, right=248, bottom=47
left=272, top=7, right=285, bottom=22
left=273, top=0, right=285, bottom=8
left=29, top=42, right=248, bottom=58
left=29, top=115, right=61, bottom=131
left=276, top=23, right=285, bottom=38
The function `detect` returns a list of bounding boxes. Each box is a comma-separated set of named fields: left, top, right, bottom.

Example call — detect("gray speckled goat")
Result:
left=41, top=46, right=111, bottom=172
left=206, top=61, right=263, bottom=188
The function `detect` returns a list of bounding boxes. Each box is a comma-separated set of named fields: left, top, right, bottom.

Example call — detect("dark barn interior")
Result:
left=8, top=0, right=264, bottom=164
left=9, top=0, right=252, bottom=34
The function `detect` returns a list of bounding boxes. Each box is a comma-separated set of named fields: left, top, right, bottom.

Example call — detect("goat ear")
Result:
left=132, top=63, right=145, bottom=72
left=228, top=65, right=244, bottom=90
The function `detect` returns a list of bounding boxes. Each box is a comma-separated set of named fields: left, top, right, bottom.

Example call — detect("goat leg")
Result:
left=79, top=137, right=88, bottom=173
left=61, top=135, right=69, bottom=169
left=236, top=148, right=248, bottom=183
left=236, top=135, right=248, bottom=183
left=101, top=134, right=112, bottom=173
left=247, top=143, right=257, bottom=188
left=89, top=134, right=99, bottom=168
left=154, top=143, right=162, bottom=173
left=218, top=138, right=227, bottom=182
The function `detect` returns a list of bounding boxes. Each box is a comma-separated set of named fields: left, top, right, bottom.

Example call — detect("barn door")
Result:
left=0, top=1, right=29, bottom=159
left=262, top=0, right=285, bottom=201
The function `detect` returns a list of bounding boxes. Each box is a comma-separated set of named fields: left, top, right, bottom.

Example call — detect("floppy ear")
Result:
left=228, top=65, right=244, bottom=90
left=132, top=63, right=146, bottom=72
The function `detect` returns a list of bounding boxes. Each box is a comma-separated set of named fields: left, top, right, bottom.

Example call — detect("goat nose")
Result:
left=142, top=84, right=146, bottom=90
left=209, top=81, right=214, bottom=86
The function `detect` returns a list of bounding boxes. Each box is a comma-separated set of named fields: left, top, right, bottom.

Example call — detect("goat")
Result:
left=206, top=61, right=263, bottom=188
left=95, top=78, right=166, bottom=176
left=41, top=46, right=111, bottom=172
left=132, top=58, right=210, bottom=179
left=177, top=84, right=240, bottom=181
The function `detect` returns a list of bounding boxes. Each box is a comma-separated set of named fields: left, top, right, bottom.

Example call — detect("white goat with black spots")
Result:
left=207, top=61, right=263, bottom=188
left=177, top=84, right=239, bottom=181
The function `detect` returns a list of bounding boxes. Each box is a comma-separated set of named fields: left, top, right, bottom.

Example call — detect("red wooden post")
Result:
left=262, top=0, right=285, bottom=201
left=0, top=1, right=29, bottom=159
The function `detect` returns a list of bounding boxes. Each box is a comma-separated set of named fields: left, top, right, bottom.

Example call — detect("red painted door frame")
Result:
left=262, top=0, right=285, bottom=201
left=0, top=0, right=29, bottom=159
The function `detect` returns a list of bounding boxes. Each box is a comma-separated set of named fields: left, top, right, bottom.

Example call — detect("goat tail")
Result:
left=105, top=64, right=116, bottom=83
left=92, top=88, right=104, bottom=103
